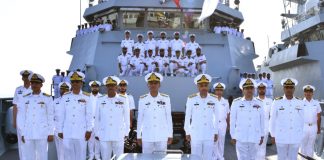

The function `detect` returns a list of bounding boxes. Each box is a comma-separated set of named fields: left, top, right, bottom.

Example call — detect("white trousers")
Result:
left=191, top=140, right=213, bottom=160
left=100, top=141, right=124, bottom=160
left=213, top=134, right=226, bottom=160
left=54, top=136, right=64, bottom=160
left=300, top=125, right=317, bottom=159
left=236, top=141, right=258, bottom=160
left=144, top=64, right=156, bottom=75
left=24, top=139, right=48, bottom=160
left=187, top=64, right=196, bottom=77
left=256, top=133, right=269, bottom=160
left=129, top=65, right=144, bottom=76
left=63, top=139, right=87, bottom=160
left=276, top=143, right=299, bottom=160
left=197, top=63, right=206, bottom=74
left=142, top=141, right=167, bottom=154
left=53, top=85, right=59, bottom=98
left=119, top=65, right=129, bottom=77
left=158, top=64, right=169, bottom=75
left=88, top=134, right=101, bottom=159
left=17, top=129, right=25, bottom=160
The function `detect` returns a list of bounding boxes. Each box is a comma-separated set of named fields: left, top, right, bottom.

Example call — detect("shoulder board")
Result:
left=209, top=93, right=217, bottom=98
left=119, top=94, right=126, bottom=98
left=140, top=94, right=148, bottom=99
left=233, top=97, right=242, bottom=102
left=23, top=93, right=31, bottom=97
left=43, top=93, right=51, bottom=97
left=160, top=93, right=169, bottom=97
left=275, top=96, right=283, bottom=100
left=295, top=97, right=302, bottom=100
left=82, top=92, right=90, bottom=96
left=63, top=91, right=71, bottom=95
left=188, top=93, right=197, bottom=98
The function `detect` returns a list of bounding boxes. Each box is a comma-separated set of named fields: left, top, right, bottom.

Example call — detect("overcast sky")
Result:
left=0, top=0, right=283, bottom=97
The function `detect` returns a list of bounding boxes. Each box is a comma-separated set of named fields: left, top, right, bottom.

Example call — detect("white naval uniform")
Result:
left=185, top=41, right=200, bottom=57
left=18, top=92, right=54, bottom=160
left=269, top=96, right=304, bottom=160
left=169, top=39, right=184, bottom=56
left=213, top=97, right=229, bottom=160
left=184, top=93, right=219, bottom=160
left=214, top=26, right=222, bottom=34
left=143, top=56, right=157, bottom=74
left=54, top=97, right=64, bottom=160
left=88, top=93, right=102, bottom=159
left=230, top=97, right=265, bottom=160
left=13, top=85, right=32, bottom=160
left=94, top=94, right=130, bottom=159
left=57, top=91, right=93, bottom=160
left=120, top=38, right=134, bottom=55
left=129, top=56, right=144, bottom=76
left=117, top=53, right=131, bottom=76
left=137, top=93, right=173, bottom=153
left=256, top=96, right=273, bottom=160
left=145, top=39, right=157, bottom=55
left=300, top=98, right=322, bottom=159
left=183, top=56, right=196, bottom=77
left=52, top=75, right=63, bottom=98
left=170, top=56, right=187, bottom=75
left=265, top=79, right=274, bottom=99
left=155, top=56, right=169, bottom=75
left=134, top=42, right=146, bottom=57
left=103, top=24, right=112, bottom=31
left=195, top=54, right=207, bottom=74
left=156, top=39, right=170, bottom=53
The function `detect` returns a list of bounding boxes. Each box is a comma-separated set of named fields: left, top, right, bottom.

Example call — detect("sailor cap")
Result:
left=239, top=78, right=256, bottom=89
left=194, top=74, right=212, bottom=85
left=89, top=80, right=101, bottom=87
left=173, top=31, right=180, bottom=35
left=256, top=82, right=268, bottom=88
left=20, top=70, right=33, bottom=76
left=145, top=72, right=163, bottom=83
left=303, top=85, right=315, bottom=92
left=124, top=30, right=131, bottom=34
left=160, top=31, right=167, bottom=35
left=189, top=34, right=196, bottom=37
left=29, top=73, right=45, bottom=83
left=102, top=76, right=120, bottom=85
left=137, top=34, right=143, bottom=37
left=213, top=82, right=226, bottom=90
left=59, top=82, right=71, bottom=90
left=147, top=31, right=154, bottom=35
left=281, top=78, right=298, bottom=87
left=119, top=79, right=129, bottom=85
left=69, top=71, right=85, bottom=81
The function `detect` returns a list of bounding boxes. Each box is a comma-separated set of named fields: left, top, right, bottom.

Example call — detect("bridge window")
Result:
left=122, top=8, right=145, bottom=28
left=183, top=10, right=206, bottom=29
left=147, top=9, right=181, bottom=29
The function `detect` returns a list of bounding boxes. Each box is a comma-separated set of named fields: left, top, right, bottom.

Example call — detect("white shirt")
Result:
left=57, top=91, right=93, bottom=139
left=121, top=38, right=134, bottom=54
left=137, top=93, right=173, bottom=142
left=303, top=98, right=321, bottom=124
left=52, top=75, right=63, bottom=85
left=195, top=54, right=207, bottom=64
left=155, top=56, right=169, bottom=67
left=183, top=56, right=195, bottom=68
left=145, top=39, right=157, bottom=52
left=134, top=42, right=146, bottom=57
left=185, top=41, right=200, bottom=57
left=54, top=97, right=62, bottom=135
left=156, top=39, right=170, bottom=51
left=144, top=56, right=156, bottom=67
left=90, top=93, right=102, bottom=119
left=230, top=97, right=265, bottom=143
left=169, top=39, right=184, bottom=52
left=118, top=54, right=130, bottom=66
left=269, top=95, right=304, bottom=144
left=265, top=79, right=274, bottom=96
left=94, top=94, right=130, bottom=141
left=122, top=93, right=135, bottom=110
left=170, top=56, right=185, bottom=67
left=13, top=85, right=32, bottom=105
left=18, top=92, right=54, bottom=139
left=184, top=93, right=220, bottom=141
left=129, top=56, right=144, bottom=68
left=217, top=97, right=230, bottom=124
left=258, top=96, right=273, bottom=134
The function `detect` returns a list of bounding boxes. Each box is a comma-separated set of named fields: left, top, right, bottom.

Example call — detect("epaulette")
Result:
left=119, top=94, right=126, bottom=98
left=23, top=93, right=31, bottom=97
left=233, top=97, right=242, bottom=102
left=82, top=91, right=90, bottom=96
left=160, top=93, right=169, bottom=97
left=209, top=93, right=217, bottom=98
left=275, top=96, right=283, bottom=100
left=295, top=97, right=302, bottom=100
left=188, top=93, right=197, bottom=98
left=63, top=91, right=71, bottom=95
left=140, top=94, right=148, bottom=99
left=43, top=93, right=51, bottom=97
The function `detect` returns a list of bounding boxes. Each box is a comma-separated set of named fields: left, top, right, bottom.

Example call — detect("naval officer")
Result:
left=18, top=73, right=54, bottom=160
left=13, top=70, right=33, bottom=160
left=269, top=78, right=304, bottom=160
left=137, top=72, right=173, bottom=153
left=184, top=74, right=220, bottom=159
left=57, top=71, right=93, bottom=160
left=300, top=85, right=321, bottom=159
left=94, top=76, right=130, bottom=159
left=88, top=81, right=102, bottom=160
left=120, top=30, right=134, bottom=55
left=118, top=79, right=136, bottom=128
left=212, top=82, right=229, bottom=160
left=54, top=82, right=71, bottom=160
left=230, top=78, right=265, bottom=160
left=118, top=46, right=131, bottom=77
left=255, top=82, right=273, bottom=160
left=52, top=69, right=63, bottom=98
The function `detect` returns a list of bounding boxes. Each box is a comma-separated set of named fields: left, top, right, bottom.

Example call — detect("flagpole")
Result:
left=80, top=0, right=82, bottom=26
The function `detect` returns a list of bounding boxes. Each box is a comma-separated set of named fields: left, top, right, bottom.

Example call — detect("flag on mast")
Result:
left=198, top=0, right=219, bottom=22
left=173, top=0, right=181, bottom=8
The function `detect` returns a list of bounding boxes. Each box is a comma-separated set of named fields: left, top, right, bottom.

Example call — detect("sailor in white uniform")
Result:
left=156, top=31, right=170, bottom=55
left=134, top=34, right=146, bottom=57
left=300, top=85, right=322, bottom=159
left=145, top=31, right=157, bottom=56
left=265, top=73, right=274, bottom=99
left=13, top=70, right=33, bottom=160
left=143, top=49, right=157, bottom=74
left=57, top=72, right=94, bottom=160
left=184, top=74, right=220, bottom=159
left=185, top=34, right=200, bottom=57
left=54, top=82, right=71, bottom=160
left=88, top=81, right=102, bottom=160
left=183, top=49, right=196, bottom=77
left=118, top=80, right=136, bottom=128
left=169, top=50, right=187, bottom=76
left=118, top=46, right=131, bottom=77
left=18, top=73, right=54, bottom=160
left=169, top=32, right=184, bottom=56
left=120, top=30, right=134, bottom=55
left=155, top=48, right=170, bottom=76
left=137, top=72, right=173, bottom=153
left=94, top=76, right=130, bottom=159
left=255, top=82, right=273, bottom=160
left=230, top=78, right=265, bottom=160
left=269, top=78, right=304, bottom=160
left=53, top=69, right=63, bottom=98
left=195, top=47, right=207, bottom=74
left=212, top=83, right=229, bottom=160
left=129, top=47, right=145, bottom=76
